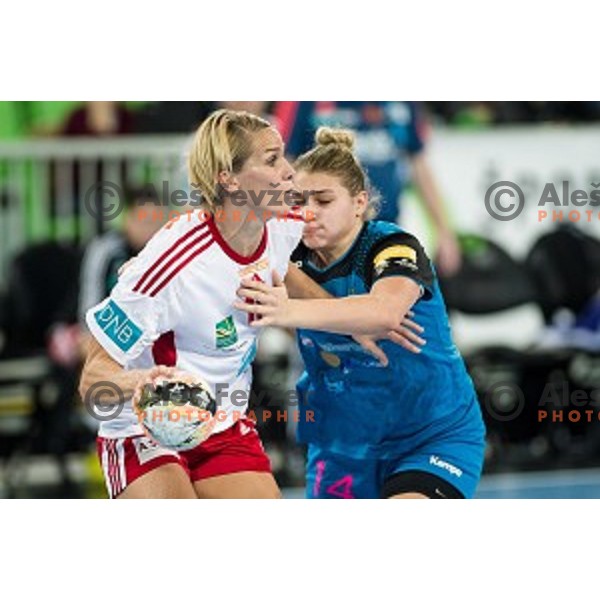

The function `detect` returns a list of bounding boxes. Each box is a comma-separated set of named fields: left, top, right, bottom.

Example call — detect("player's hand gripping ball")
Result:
left=135, top=377, right=217, bottom=451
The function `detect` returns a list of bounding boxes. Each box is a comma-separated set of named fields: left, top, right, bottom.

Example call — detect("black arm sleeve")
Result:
left=365, top=232, right=435, bottom=300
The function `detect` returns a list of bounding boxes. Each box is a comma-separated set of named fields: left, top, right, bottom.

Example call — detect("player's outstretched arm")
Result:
left=284, top=262, right=425, bottom=357
left=236, top=271, right=422, bottom=337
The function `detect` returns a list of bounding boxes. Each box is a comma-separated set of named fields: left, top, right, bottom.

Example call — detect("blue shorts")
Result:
left=305, top=401, right=486, bottom=499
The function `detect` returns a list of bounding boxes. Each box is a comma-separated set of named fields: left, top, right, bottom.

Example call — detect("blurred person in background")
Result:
left=274, top=101, right=462, bottom=277
left=55, top=102, right=136, bottom=241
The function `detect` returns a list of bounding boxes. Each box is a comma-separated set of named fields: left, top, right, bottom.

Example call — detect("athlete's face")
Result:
left=295, top=171, right=367, bottom=251
left=227, top=127, right=296, bottom=218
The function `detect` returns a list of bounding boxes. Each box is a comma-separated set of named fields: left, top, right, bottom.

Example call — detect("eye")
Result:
left=266, top=154, right=278, bottom=166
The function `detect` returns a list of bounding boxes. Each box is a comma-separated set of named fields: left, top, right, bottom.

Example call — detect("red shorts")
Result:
left=96, top=417, right=271, bottom=498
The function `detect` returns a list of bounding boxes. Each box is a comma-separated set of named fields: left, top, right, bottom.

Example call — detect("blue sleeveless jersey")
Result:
left=293, top=220, right=481, bottom=460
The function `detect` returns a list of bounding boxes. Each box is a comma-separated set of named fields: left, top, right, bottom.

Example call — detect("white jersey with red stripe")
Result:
left=86, top=210, right=304, bottom=439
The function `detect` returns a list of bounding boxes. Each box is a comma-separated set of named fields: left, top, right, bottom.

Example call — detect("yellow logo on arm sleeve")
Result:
left=373, top=245, right=417, bottom=269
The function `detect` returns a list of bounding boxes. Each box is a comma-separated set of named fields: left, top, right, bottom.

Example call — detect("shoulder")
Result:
left=143, top=209, right=216, bottom=257
left=156, top=208, right=212, bottom=237
left=363, top=221, right=435, bottom=294
left=363, top=221, right=426, bottom=251
left=358, top=221, right=415, bottom=257
left=365, top=223, right=432, bottom=273
left=365, top=220, right=403, bottom=239
left=118, top=210, right=214, bottom=298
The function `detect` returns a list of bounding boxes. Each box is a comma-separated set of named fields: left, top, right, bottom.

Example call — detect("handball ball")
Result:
left=135, top=379, right=217, bottom=452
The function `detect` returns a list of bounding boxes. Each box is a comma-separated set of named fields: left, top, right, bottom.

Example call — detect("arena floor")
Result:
left=2, top=453, right=600, bottom=498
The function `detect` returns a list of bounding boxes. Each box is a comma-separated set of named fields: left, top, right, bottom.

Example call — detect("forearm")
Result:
left=79, top=338, right=146, bottom=404
left=285, top=295, right=411, bottom=336
left=285, top=263, right=332, bottom=300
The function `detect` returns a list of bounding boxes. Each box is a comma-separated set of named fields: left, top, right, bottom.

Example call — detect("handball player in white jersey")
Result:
left=79, top=109, right=310, bottom=499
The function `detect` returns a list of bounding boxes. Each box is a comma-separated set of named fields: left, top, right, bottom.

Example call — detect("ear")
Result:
left=217, top=170, right=240, bottom=193
left=354, top=190, right=368, bottom=217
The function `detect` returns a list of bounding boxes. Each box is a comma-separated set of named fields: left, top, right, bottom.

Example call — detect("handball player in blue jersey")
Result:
left=274, top=101, right=461, bottom=276
left=236, top=127, right=486, bottom=499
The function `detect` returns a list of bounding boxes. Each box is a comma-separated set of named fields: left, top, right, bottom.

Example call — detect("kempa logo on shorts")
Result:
left=94, top=300, right=142, bottom=352
left=429, top=455, right=463, bottom=478
left=215, top=315, right=238, bottom=349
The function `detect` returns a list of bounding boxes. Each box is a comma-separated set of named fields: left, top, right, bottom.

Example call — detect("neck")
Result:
left=213, top=206, right=265, bottom=257
left=313, top=220, right=364, bottom=267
